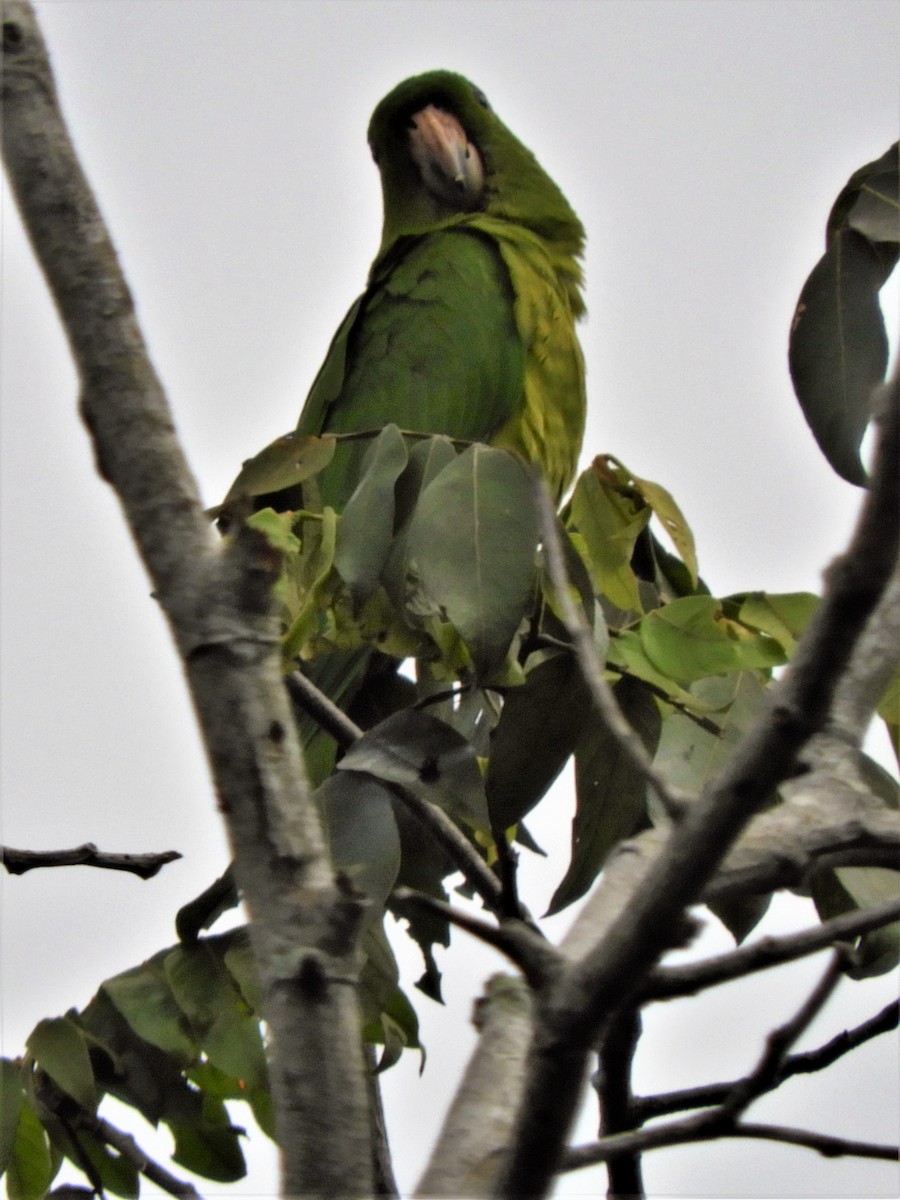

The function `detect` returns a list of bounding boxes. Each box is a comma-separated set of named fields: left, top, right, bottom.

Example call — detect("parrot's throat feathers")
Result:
left=408, top=105, right=485, bottom=210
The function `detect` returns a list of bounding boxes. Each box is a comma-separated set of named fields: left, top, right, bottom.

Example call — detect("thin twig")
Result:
left=644, top=896, right=900, bottom=1000
left=287, top=668, right=362, bottom=749
left=535, top=482, right=688, bottom=819
left=563, top=1119, right=899, bottom=1172
left=633, top=1000, right=898, bottom=1121
left=1, top=843, right=181, bottom=879
left=391, top=887, right=557, bottom=987
left=719, top=950, right=847, bottom=1118
left=726, top=1122, right=899, bottom=1162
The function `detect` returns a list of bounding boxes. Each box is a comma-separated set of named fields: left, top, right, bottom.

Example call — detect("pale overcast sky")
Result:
left=2, top=2, right=898, bottom=1197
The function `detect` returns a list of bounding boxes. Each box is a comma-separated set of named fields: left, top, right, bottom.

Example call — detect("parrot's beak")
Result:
left=408, top=104, right=485, bottom=209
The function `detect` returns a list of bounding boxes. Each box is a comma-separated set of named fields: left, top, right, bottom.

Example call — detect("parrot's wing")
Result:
left=296, top=226, right=526, bottom=508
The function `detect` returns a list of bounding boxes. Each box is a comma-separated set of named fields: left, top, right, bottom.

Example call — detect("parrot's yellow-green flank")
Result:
left=296, top=70, right=587, bottom=506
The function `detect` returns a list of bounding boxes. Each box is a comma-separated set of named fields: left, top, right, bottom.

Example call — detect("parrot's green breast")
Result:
left=298, top=217, right=584, bottom=507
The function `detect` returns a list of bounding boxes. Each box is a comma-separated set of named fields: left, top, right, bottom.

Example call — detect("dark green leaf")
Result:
left=101, top=956, right=196, bottom=1063
left=403, top=444, right=539, bottom=674
left=828, top=143, right=899, bottom=244
left=78, top=991, right=200, bottom=1127
left=223, top=433, right=336, bottom=503
left=339, top=708, right=489, bottom=831
left=26, top=1018, right=96, bottom=1112
left=164, top=945, right=267, bottom=1090
left=857, top=751, right=899, bottom=809
left=170, top=1105, right=246, bottom=1183
left=393, top=435, right=459, bottom=528
left=710, top=893, right=772, bottom=944
left=811, top=868, right=900, bottom=978
left=1, top=1059, right=24, bottom=1176
left=548, top=677, right=660, bottom=914
left=486, top=653, right=592, bottom=832
left=315, top=771, right=402, bottom=912
left=334, top=424, right=409, bottom=600
left=789, top=228, right=893, bottom=484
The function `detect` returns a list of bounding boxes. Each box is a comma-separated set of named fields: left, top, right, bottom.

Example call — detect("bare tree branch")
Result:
left=633, top=999, right=899, bottom=1121
left=415, top=975, right=535, bottom=1198
left=720, top=951, right=847, bottom=1119
left=565, top=955, right=899, bottom=1173
left=2, top=6, right=373, bottom=1193
left=1, top=843, right=181, bottom=879
left=645, top=896, right=900, bottom=1000
left=564, top=1119, right=899, bottom=1171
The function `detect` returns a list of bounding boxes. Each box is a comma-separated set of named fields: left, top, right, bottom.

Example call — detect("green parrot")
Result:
left=295, top=69, right=587, bottom=509
left=247, top=70, right=588, bottom=777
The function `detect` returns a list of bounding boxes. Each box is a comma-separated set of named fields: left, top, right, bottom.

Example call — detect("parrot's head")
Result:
left=368, top=70, right=585, bottom=269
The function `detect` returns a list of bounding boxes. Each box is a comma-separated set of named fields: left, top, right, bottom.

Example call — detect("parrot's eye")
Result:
left=472, top=87, right=490, bottom=110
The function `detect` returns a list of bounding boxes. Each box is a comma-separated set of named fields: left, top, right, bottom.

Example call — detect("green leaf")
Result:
left=619, top=463, right=698, bottom=588
left=245, top=506, right=301, bottom=555
left=340, top=708, right=490, bottom=831
left=6, top=1099, right=54, bottom=1200
left=1, top=1059, right=24, bottom=1176
left=281, top=507, right=338, bottom=659
left=607, top=631, right=721, bottom=712
left=640, top=595, right=785, bottom=682
left=735, top=591, right=819, bottom=654
left=334, top=424, right=409, bottom=601
left=26, top=1018, right=96, bottom=1112
left=828, top=142, right=899, bottom=245
left=651, top=672, right=769, bottom=801
left=789, top=228, right=894, bottom=484
left=393, top=435, right=459, bottom=528
left=101, top=955, right=196, bottom=1062
left=811, top=867, right=900, bottom=978
left=486, top=653, right=592, bottom=832
left=359, top=923, right=422, bottom=1068
left=548, top=677, right=660, bottom=914
left=170, top=1099, right=246, bottom=1183
left=315, top=771, right=402, bottom=913
left=222, top=432, right=336, bottom=503
left=164, top=945, right=267, bottom=1090
left=566, top=459, right=650, bottom=614
left=78, top=990, right=201, bottom=1127
left=403, top=444, right=539, bottom=674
